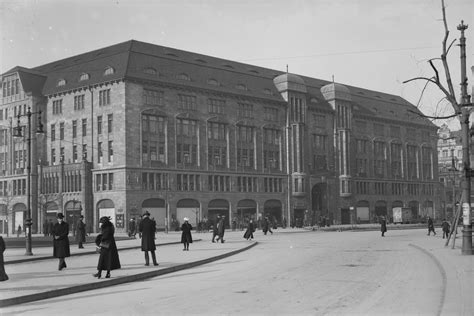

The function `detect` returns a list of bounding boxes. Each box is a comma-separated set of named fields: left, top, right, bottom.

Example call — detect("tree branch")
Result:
left=407, top=109, right=459, bottom=119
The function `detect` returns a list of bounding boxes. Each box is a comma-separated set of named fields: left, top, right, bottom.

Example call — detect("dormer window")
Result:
left=144, top=67, right=157, bottom=75
left=104, top=66, right=115, bottom=76
left=176, top=73, right=190, bottom=81
left=310, top=97, right=318, bottom=103
left=263, top=89, right=272, bottom=95
left=207, top=79, right=219, bottom=86
left=57, top=79, right=66, bottom=87
left=79, top=73, right=90, bottom=81
left=236, top=84, right=247, bottom=91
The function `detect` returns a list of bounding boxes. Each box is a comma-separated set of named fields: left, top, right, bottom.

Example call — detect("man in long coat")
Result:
left=76, top=215, right=86, bottom=248
left=139, top=211, right=158, bottom=266
left=52, top=213, right=70, bottom=270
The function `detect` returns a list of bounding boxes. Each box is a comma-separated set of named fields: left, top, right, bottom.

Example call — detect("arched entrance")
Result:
left=311, top=184, right=326, bottom=225
left=177, top=199, right=200, bottom=228
left=142, top=198, right=166, bottom=230
left=375, top=200, right=387, bottom=218
left=423, top=200, right=434, bottom=219
left=65, top=200, right=82, bottom=236
left=13, top=203, right=26, bottom=234
left=208, top=199, right=229, bottom=228
left=97, top=199, right=115, bottom=229
left=408, top=200, right=419, bottom=220
left=236, top=199, right=257, bottom=230
left=264, top=199, right=282, bottom=227
left=356, top=200, right=370, bottom=223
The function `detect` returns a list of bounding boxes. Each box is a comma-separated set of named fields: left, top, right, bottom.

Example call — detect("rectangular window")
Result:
left=72, top=120, right=77, bottom=138
left=96, top=174, right=101, bottom=191
left=52, top=99, right=63, bottom=115
left=51, top=124, right=56, bottom=141
left=108, top=141, right=113, bottom=162
left=74, top=95, right=85, bottom=110
left=144, top=89, right=163, bottom=106
left=59, top=122, right=64, bottom=140
left=178, top=94, right=197, bottom=111
left=107, top=114, right=113, bottom=133
left=51, top=148, right=56, bottom=165
left=82, top=119, right=87, bottom=136
left=60, top=147, right=65, bottom=162
left=97, top=116, right=102, bottom=134
left=108, top=173, right=113, bottom=190
left=264, top=107, right=279, bottom=121
left=98, top=142, right=103, bottom=163
left=82, top=144, right=87, bottom=161
left=238, top=103, right=253, bottom=118
left=208, top=98, right=225, bottom=114
left=99, top=89, right=111, bottom=106
left=73, top=145, right=78, bottom=162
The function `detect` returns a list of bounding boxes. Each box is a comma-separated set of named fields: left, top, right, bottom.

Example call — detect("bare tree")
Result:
left=403, top=0, right=472, bottom=254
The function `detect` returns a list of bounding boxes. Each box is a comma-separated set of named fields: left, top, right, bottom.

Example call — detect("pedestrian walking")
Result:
left=262, top=217, right=273, bottom=235
left=380, top=216, right=387, bottom=237
left=441, top=219, right=450, bottom=239
left=427, top=216, right=436, bottom=236
left=211, top=215, right=220, bottom=243
left=0, top=236, right=8, bottom=281
left=243, top=219, right=255, bottom=240
left=138, top=211, right=159, bottom=266
left=181, top=217, right=193, bottom=251
left=129, top=217, right=136, bottom=238
left=52, top=213, right=70, bottom=271
left=76, top=215, right=86, bottom=249
left=93, top=216, right=121, bottom=279
left=16, top=225, right=22, bottom=238
left=216, top=215, right=225, bottom=243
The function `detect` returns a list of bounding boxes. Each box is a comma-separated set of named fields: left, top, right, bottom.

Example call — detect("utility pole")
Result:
left=458, top=20, right=473, bottom=255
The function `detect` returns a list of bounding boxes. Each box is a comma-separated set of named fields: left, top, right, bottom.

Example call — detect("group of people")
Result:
left=379, top=215, right=452, bottom=238
left=48, top=210, right=196, bottom=279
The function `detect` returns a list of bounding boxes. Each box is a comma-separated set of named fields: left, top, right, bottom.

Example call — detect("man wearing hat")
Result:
left=52, top=213, right=70, bottom=270
left=138, top=211, right=159, bottom=266
left=76, top=215, right=86, bottom=249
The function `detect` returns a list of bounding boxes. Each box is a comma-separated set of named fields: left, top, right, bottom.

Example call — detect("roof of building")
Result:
left=4, top=39, right=435, bottom=129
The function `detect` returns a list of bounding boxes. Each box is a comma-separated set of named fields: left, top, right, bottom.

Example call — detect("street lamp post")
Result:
left=13, top=107, right=44, bottom=256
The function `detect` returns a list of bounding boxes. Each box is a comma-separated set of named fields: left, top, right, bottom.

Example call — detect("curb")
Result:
left=408, top=243, right=447, bottom=316
left=4, top=240, right=202, bottom=265
left=0, top=241, right=258, bottom=308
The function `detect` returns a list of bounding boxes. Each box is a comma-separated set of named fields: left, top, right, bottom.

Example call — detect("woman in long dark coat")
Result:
left=181, top=217, right=193, bottom=251
left=243, top=219, right=255, bottom=240
left=0, top=236, right=8, bottom=281
left=93, top=216, right=121, bottom=279
left=52, top=213, right=70, bottom=270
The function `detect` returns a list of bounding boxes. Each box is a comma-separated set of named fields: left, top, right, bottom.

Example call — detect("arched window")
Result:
left=104, top=66, right=115, bottom=76
left=207, top=79, right=219, bottom=86
left=144, top=67, right=157, bottom=75
left=79, top=73, right=90, bottom=81
left=236, top=83, right=247, bottom=91
left=176, top=73, right=190, bottom=81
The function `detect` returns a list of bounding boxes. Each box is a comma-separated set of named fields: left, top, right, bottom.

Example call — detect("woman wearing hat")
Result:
left=181, top=217, right=193, bottom=251
left=52, top=213, right=70, bottom=271
left=94, top=216, right=121, bottom=278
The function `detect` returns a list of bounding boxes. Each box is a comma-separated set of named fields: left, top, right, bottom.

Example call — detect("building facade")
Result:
left=0, top=40, right=440, bottom=234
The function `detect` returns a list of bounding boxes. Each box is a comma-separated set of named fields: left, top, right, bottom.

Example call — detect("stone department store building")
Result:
left=0, top=40, right=440, bottom=234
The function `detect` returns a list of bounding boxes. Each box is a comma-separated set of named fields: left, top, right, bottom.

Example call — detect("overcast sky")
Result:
left=1, top=0, right=472, bottom=130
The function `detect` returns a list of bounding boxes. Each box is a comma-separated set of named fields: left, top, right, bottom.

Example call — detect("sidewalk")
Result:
left=408, top=233, right=474, bottom=316
left=0, top=231, right=257, bottom=307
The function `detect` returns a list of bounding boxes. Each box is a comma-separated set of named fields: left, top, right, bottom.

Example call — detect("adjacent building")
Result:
left=0, top=40, right=440, bottom=234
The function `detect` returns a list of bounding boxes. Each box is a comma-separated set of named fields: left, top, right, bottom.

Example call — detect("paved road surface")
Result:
left=1, top=228, right=472, bottom=315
